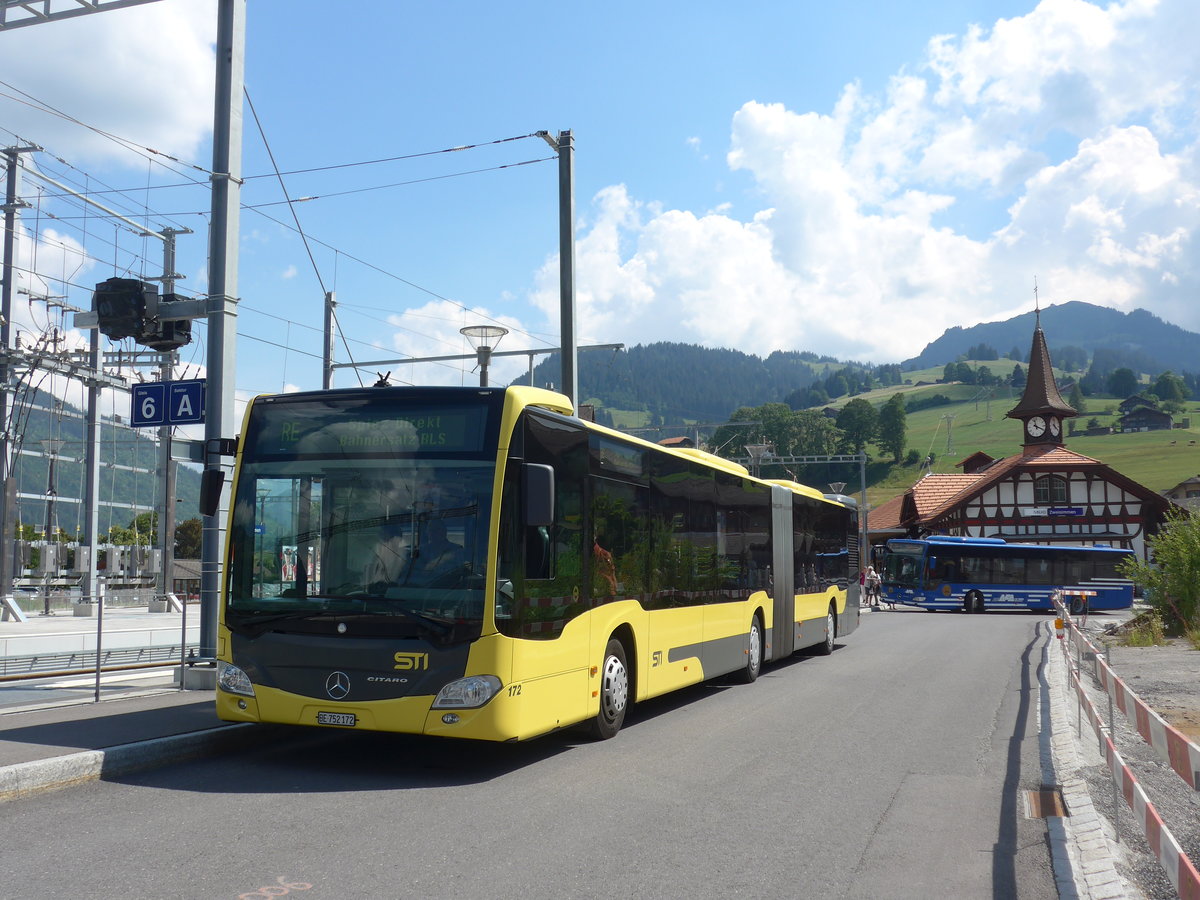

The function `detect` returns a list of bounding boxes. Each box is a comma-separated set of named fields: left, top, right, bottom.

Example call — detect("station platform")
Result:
left=0, top=603, right=236, bottom=802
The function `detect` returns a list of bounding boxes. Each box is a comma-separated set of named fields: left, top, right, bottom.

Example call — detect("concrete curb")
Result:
left=0, top=723, right=251, bottom=804
left=1040, top=626, right=1132, bottom=900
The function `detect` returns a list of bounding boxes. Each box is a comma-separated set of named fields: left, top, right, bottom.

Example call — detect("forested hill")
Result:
left=903, top=302, right=1199, bottom=375
left=516, top=343, right=846, bottom=424
left=511, top=304, right=1198, bottom=427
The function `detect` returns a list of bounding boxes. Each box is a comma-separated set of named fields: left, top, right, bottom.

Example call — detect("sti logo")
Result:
left=393, top=652, right=429, bottom=671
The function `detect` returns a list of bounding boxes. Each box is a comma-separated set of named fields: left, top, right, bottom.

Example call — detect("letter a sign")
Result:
left=131, top=379, right=206, bottom=428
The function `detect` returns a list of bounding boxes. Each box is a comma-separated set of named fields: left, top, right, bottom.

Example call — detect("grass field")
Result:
left=593, top=363, right=1194, bottom=508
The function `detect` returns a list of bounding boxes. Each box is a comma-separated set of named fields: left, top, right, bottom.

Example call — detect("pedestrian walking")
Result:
left=865, top=565, right=881, bottom=609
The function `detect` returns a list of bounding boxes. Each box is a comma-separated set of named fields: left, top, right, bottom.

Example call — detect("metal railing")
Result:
left=0, top=643, right=199, bottom=679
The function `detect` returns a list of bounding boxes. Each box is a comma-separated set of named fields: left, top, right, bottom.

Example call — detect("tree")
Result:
left=1011, top=364, right=1026, bottom=388
left=1151, top=370, right=1188, bottom=403
left=175, top=517, right=203, bottom=558
left=966, top=343, right=999, bottom=360
left=1106, top=367, right=1139, bottom=397
left=825, top=374, right=849, bottom=399
left=784, top=384, right=827, bottom=410
left=976, top=366, right=999, bottom=387
left=952, top=361, right=976, bottom=384
left=877, top=393, right=907, bottom=463
left=1067, top=382, right=1086, bottom=414
left=837, top=399, right=878, bottom=454
left=105, top=511, right=157, bottom=546
left=793, top=409, right=840, bottom=455
left=1052, top=345, right=1088, bottom=372
left=1120, top=507, right=1200, bottom=635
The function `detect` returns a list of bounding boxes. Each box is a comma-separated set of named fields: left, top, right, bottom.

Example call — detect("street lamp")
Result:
left=745, top=443, right=772, bottom=479
left=459, top=325, right=509, bottom=387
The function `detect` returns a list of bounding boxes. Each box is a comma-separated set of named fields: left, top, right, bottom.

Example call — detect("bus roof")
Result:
left=886, top=536, right=1131, bottom=554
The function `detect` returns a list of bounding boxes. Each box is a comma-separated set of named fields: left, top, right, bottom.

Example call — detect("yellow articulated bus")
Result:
left=216, top=385, right=860, bottom=741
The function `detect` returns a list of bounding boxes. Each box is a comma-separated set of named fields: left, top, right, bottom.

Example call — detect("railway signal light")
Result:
left=91, top=278, right=193, bottom=351
left=93, top=277, right=150, bottom=341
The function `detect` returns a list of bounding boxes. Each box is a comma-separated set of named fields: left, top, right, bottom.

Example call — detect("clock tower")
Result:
left=1005, top=317, right=1077, bottom=448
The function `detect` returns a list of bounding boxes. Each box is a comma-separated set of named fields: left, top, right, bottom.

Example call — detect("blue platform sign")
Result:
left=1048, top=506, right=1085, bottom=517
left=132, top=379, right=206, bottom=428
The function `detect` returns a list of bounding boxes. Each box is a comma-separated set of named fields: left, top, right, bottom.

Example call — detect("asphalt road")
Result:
left=1, top=608, right=1059, bottom=899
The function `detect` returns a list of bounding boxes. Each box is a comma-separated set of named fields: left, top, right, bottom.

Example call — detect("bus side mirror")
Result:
left=928, top=556, right=937, bottom=569
left=522, top=463, right=555, bottom=527
left=200, top=469, right=225, bottom=518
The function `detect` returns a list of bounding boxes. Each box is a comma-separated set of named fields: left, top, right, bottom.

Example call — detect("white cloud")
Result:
left=547, top=0, right=1200, bottom=362
left=339, top=300, right=537, bottom=389
left=0, top=1, right=216, bottom=168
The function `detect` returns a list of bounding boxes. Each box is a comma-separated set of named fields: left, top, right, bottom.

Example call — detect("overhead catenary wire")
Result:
left=3, top=82, right=560, bottom=390
left=244, top=87, right=365, bottom=386
left=240, top=156, right=554, bottom=210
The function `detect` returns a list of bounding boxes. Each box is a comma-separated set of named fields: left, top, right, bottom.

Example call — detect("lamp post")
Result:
left=745, top=443, right=772, bottom=479
left=459, top=325, right=509, bottom=387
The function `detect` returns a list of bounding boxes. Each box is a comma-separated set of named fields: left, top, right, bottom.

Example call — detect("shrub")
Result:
left=1119, top=611, right=1165, bottom=647
left=1119, top=507, right=1200, bottom=635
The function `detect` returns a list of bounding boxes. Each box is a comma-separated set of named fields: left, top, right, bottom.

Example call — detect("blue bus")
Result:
left=880, top=536, right=1134, bottom=613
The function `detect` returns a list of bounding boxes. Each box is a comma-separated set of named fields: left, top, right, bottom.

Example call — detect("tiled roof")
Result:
left=1015, top=444, right=1101, bottom=466
left=868, top=493, right=907, bottom=531
left=912, top=473, right=981, bottom=519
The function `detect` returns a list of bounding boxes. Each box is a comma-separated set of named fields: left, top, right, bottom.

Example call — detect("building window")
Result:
left=1034, top=475, right=1068, bottom=505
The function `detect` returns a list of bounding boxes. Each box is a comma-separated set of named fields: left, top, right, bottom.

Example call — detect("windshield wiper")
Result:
left=233, top=607, right=453, bottom=638
left=335, top=607, right=453, bottom=637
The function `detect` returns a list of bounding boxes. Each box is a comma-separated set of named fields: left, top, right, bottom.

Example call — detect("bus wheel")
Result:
left=589, top=639, right=629, bottom=740
left=1069, top=596, right=1085, bottom=616
left=816, top=604, right=836, bottom=655
left=964, top=590, right=984, bottom=614
left=735, top=614, right=763, bottom=684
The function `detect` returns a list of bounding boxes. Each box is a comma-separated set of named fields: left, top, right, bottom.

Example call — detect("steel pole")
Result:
left=82, top=330, right=100, bottom=609
left=199, top=0, right=245, bottom=659
left=1, top=147, right=37, bottom=614
left=322, top=291, right=335, bottom=390
left=556, top=130, right=577, bottom=405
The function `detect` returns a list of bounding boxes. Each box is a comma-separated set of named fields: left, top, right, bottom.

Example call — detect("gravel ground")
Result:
left=1067, top=619, right=1200, bottom=900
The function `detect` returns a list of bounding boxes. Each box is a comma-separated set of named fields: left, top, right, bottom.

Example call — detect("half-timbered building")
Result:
left=870, top=320, right=1171, bottom=558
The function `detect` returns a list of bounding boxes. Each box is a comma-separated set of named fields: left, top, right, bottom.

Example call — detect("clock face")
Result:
left=1049, top=416, right=1061, bottom=436
left=1027, top=415, right=1046, bottom=437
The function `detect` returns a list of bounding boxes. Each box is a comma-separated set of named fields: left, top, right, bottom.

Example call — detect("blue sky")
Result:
left=2, top=0, right=1198, bottom=418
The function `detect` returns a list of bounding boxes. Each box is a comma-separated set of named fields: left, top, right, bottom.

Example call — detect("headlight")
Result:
left=432, top=675, right=502, bottom=709
left=217, top=661, right=256, bottom=697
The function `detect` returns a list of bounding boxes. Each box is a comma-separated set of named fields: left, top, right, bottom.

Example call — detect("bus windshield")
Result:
left=882, top=543, right=924, bottom=588
left=225, top=392, right=500, bottom=640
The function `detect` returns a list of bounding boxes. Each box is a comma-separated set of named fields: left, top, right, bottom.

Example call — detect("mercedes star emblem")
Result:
left=325, top=671, right=351, bottom=700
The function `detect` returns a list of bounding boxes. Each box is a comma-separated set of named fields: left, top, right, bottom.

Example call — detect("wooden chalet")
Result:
left=869, top=318, right=1171, bottom=558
